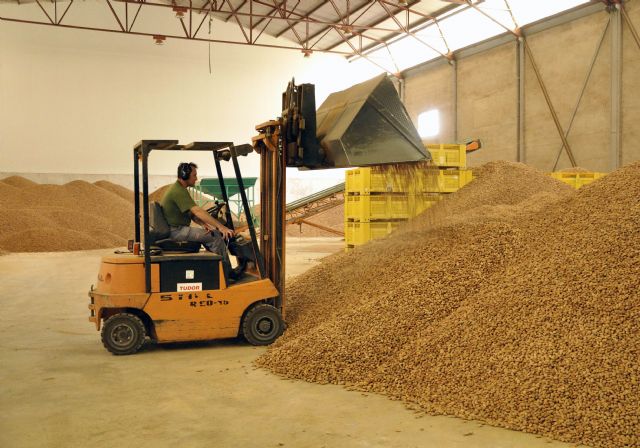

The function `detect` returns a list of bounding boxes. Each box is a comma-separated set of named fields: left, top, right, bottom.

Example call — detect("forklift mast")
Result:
left=253, top=74, right=430, bottom=318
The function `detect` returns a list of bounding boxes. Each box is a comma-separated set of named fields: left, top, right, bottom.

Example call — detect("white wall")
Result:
left=0, top=0, right=380, bottom=192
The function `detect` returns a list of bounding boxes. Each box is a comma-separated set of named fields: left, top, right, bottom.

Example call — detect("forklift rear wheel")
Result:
left=242, top=304, right=284, bottom=346
left=101, top=313, right=147, bottom=355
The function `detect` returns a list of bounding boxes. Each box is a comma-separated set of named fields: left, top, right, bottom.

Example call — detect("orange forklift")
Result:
left=88, top=141, right=287, bottom=354
left=88, top=74, right=430, bottom=355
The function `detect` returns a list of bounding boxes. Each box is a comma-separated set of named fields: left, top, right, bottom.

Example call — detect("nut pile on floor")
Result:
left=286, top=203, right=344, bottom=237
left=257, top=161, right=639, bottom=448
left=0, top=177, right=166, bottom=252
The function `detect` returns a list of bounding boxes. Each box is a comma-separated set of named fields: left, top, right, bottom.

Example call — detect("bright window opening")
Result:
left=350, top=0, right=590, bottom=74
left=418, top=110, right=440, bottom=138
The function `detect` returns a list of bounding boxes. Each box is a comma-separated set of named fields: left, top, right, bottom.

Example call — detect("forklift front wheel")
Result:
left=101, top=313, right=147, bottom=355
left=242, top=304, right=284, bottom=346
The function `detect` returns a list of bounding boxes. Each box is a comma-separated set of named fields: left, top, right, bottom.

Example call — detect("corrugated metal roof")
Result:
left=209, top=0, right=459, bottom=54
left=0, top=0, right=595, bottom=72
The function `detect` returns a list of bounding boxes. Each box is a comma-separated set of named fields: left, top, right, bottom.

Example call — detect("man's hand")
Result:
left=218, top=225, right=235, bottom=241
left=191, top=206, right=235, bottom=240
left=204, top=222, right=234, bottom=240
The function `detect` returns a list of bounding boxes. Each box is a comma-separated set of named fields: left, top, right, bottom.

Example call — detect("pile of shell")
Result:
left=258, top=161, right=639, bottom=448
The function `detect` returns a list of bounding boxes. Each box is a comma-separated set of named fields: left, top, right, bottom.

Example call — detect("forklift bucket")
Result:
left=315, top=74, right=430, bottom=167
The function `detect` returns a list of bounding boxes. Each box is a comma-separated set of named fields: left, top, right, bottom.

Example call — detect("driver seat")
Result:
left=148, top=202, right=201, bottom=253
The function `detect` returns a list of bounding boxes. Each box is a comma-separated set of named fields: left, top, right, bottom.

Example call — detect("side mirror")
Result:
left=219, top=150, right=231, bottom=161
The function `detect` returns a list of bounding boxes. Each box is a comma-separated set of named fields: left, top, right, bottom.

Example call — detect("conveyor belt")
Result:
left=285, top=182, right=345, bottom=236
left=286, top=182, right=345, bottom=213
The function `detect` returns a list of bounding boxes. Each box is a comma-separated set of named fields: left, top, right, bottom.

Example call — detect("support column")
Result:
left=451, top=59, right=458, bottom=142
left=610, top=3, right=622, bottom=170
left=517, top=37, right=525, bottom=163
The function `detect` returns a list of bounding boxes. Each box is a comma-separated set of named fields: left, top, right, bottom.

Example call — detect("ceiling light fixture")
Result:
left=341, top=25, right=354, bottom=35
left=153, top=35, right=166, bottom=45
left=302, top=49, right=313, bottom=58
left=173, top=6, right=187, bottom=19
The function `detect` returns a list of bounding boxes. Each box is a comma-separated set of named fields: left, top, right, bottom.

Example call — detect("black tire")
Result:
left=101, top=313, right=147, bottom=355
left=242, top=304, right=284, bottom=346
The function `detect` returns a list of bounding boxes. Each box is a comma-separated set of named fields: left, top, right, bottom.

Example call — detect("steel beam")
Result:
left=402, top=2, right=604, bottom=77
left=224, top=0, right=247, bottom=22
left=343, top=4, right=438, bottom=53
left=469, top=0, right=577, bottom=166
left=303, top=0, right=385, bottom=47
left=517, top=37, right=524, bottom=163
left=524, top=38, right=577, bottom=167
left=58, top=0, right=74, bottom=24
left=610, top=3, right=622, bottom=170
left=250, top=0, right=285, bottom=29
left=451, top=58, right=458, bottom=142
left=552, top=16, right=609, bottom=170
left=275, top=0, right=329, bottom=38
left=621, top=3, right=640, bottom=50
left=0, top=16, right=353, bottom=55
left=376, top=0, right=449, bottom=59
left=34, top=0, right=54, bottom=24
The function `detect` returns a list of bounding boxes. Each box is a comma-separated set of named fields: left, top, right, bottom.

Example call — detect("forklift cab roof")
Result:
left=133, top=141, right=253, bottom=159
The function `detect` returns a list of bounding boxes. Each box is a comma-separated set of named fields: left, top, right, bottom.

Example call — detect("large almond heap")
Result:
left=258, top=161, right=640, bottom=448
left=0, top=177, right=165, bottom=252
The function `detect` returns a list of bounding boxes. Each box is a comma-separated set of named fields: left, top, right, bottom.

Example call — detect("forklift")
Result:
left=88, top=141, right=285, bottom=354
left=88, top=74, right=430, bottom=355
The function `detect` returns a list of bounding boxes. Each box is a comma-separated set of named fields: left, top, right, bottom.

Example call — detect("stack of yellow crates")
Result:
left=549, top=171, right=606, bottom=189
left=344, top=144, right=473, bottom=249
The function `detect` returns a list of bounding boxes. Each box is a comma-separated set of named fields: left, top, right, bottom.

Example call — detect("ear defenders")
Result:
left=178, top=162, right=193, bottom=181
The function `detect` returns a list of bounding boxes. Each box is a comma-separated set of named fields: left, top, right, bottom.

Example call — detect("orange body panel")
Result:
left=144, top=279, right=278, bottom=342
left=88, top=253, right=279, bottom=343
left=95, top=257, right=161, bottom=293
left=89, top=292, right=150, bottom=326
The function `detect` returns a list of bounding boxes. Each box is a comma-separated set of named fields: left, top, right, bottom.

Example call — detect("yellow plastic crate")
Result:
left=422, top=169, right=473, bottom=193
left=345, top=193, right=443, bottom=222
left=345, top=195, right=410, bottom=221
left=346, top=167, right=472, bottom=195
left=346, top=167, right=419, bottom=194
left=410, top=193, right=443, bottom=215
left=344, top=221, right=402, bottom=246
left=549, top=172, right=606, bottom=189
left=426, top=144, right=467, bottom=168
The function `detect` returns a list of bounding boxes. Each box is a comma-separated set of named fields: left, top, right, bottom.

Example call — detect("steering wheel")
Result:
left=206, top=201, right=226, bottom=223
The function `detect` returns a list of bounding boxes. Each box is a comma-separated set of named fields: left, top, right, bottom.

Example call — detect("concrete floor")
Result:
left=0, top=237, right=583, bottom=448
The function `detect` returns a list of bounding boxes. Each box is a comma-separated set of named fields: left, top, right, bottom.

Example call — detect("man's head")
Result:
left=177, top=162, right=198, bottom=187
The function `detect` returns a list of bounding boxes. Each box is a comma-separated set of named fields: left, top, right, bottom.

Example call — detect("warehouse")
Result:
left=1, top=1, right=638, bottom=447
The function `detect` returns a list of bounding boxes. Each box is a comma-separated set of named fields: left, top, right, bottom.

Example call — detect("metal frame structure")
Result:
left=285, top=183, right=344, bottom=236
left=191, top=177, right=258, bottom=220
left=3, top=0, right=626, bottom=80
left=403, top=0, right=639, bottom=171
left=0, top=0, right=475, bottom=74
left=4, top=0, right=638, bottom=172
left=475, top=0, right=637, bottom=170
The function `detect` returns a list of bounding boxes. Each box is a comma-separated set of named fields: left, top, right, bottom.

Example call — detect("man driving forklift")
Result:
left=161, top=162, right=236, bottom=281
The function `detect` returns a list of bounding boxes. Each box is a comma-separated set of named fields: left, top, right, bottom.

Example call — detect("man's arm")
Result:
left=190, top=206, right=235, bottom=240
left=191, top=214, right=205, bottom=226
